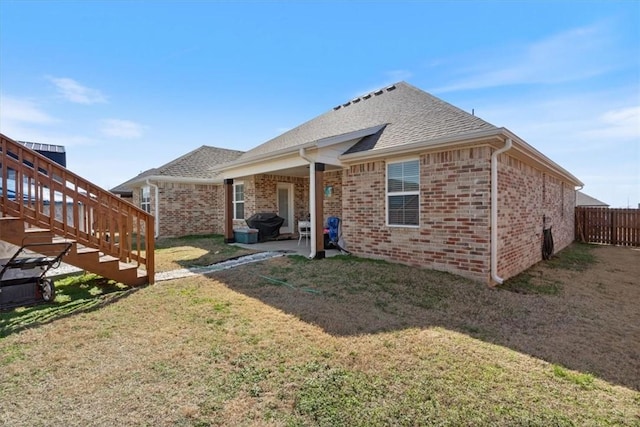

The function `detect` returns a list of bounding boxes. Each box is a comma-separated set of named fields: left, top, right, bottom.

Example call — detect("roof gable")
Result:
left=236, top=82, right=497, bottom=161
left=154, top=145, right=244, bottom=179
left=111, top=145, right=244, bottom=192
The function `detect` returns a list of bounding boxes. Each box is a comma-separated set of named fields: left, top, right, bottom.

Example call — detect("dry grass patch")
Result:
left=154, top=234, right=256, bottom=272
left=0, top=243, right=638, bottom=426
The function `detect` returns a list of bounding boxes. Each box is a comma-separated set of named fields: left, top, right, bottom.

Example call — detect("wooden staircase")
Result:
left=0, top=133, right=154, bottom=286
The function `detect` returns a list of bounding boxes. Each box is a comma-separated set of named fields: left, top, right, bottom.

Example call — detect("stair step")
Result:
left=52, top=236, right=76, bottom=244
left=76, top=246, right=99, bottom=255
left=1, top=216, right=149, bottom=286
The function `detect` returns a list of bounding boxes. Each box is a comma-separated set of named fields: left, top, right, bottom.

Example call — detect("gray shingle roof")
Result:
left=576, top=191, right=609, bottom=207
left=111, top=145, right=244, bottom=192
left=237, top=81, right=497, bottom=161
left=152, top=145, right=244, bottom=178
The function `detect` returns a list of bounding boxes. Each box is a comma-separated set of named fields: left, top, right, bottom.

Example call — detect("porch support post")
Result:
left=314, top=163, right=325, bottom=259
left=224, top=178, right=235, bottom=243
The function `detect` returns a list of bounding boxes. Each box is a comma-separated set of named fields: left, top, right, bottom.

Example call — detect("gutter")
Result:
left=338, top=127, right=583, bottom=187
left=128, top=175, right=219, bottom=187
left=490, top=137, right=512, bottom=285
left=299, top=147, right=316, bottom=259
left=145, top=179, right=160, bottom=239
left=339, top=128, right=503, bottom=162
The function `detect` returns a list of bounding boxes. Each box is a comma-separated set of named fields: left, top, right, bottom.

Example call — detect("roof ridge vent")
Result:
left=333, top=84, right=396, bottom=111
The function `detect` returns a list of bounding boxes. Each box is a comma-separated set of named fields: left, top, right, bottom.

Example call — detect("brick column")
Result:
left=224, top=178, right=235, bottom=243
left=314, top=163, right=325, bottom=259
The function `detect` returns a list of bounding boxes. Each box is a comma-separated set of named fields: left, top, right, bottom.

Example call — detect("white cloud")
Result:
left=581, top=106, right=640, bottom=140
left=48, top=76, right=107, bottom=104
left=474, top=87, right=639, bottom=149
left=434, top=23, right=617, bottom=92
left=0, top=95, right=57, bottom=125
left=100, top=119, right=145, bottom=139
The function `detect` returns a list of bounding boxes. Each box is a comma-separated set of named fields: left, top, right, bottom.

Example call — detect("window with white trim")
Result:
left=233, top=182, right=245, bottom=220
left=140, top=186, right=151, bottom=213
left=387, top=159, right=419, bottom=226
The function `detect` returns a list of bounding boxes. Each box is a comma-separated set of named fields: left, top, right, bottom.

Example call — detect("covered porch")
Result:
left=215, top=128, right=381, bottom=260
left=222, top=161, right=343, bottom=259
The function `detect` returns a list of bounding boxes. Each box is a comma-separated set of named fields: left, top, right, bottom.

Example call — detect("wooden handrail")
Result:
left=0, top=133, right=154, bottom=282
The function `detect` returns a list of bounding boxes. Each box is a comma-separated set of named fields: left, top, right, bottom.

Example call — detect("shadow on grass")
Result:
left=0, top=274, right=141, bottom=338
left=212, top=243, right=640, bottom=391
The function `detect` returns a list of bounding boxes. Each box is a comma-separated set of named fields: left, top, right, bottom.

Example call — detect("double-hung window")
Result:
left=387, top=159, right=419, bottom=226
left=233, top=183, right=245, bottom=220
left=140, top=186, right=151, bottom=213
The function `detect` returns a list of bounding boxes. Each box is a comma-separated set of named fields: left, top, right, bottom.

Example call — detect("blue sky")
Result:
left=1, top=1, right=638, bottom=207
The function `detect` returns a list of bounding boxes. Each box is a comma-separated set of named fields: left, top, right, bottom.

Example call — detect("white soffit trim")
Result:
left=339, top=128, right=504, bottom=162
left=220, top=154, right=309, bottom=179
left=212, top=123, right=388, bottom=174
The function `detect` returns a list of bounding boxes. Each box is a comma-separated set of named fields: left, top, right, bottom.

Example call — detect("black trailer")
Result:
left=0, top=238, right=72, bottom=310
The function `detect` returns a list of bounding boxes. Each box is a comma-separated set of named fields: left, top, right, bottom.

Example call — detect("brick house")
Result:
left=215, top=82, right=582, bottom=284
left=112, top=145, right=243, bottom=237
left=116, top=82, right=582, bottom=284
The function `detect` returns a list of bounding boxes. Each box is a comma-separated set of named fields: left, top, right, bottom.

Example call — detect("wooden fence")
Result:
left=575, top=207, right=640, bottom=247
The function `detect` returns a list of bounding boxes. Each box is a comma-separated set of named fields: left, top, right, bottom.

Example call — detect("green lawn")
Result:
left=0, top=239, right=638, bottom=426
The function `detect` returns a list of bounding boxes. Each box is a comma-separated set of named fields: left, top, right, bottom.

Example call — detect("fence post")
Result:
left=610, top=209, right=617, bottom=246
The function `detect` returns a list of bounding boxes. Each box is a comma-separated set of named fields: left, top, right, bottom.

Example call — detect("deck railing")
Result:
left=0, top=133, right=154, bottom=281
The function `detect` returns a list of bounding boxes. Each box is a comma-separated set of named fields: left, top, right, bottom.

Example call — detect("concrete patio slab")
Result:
left=231, top=237, right=343, bottom=258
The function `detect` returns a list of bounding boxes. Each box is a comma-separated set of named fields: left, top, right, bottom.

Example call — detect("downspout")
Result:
left=145, top=179, right=160, bottom=239
left=299, top=147, right=316, bottom=258
left=490, top=137, right=512, bottom=284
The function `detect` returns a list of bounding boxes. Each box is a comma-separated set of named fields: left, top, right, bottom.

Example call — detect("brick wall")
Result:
left=138, top=182, right=225, bottom=238
left=247, top=174, right=310, bottom=228
left=496, top=154, right=576, bottom=280
left=343, top=147, right=492, bottom=282
left=323, top=170, right=343, bottom=221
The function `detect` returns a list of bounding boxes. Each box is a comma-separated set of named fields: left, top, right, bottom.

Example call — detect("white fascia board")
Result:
left=126, top=175, right=221, bottom=187
left=501, top=128, right=584, bottom=186
left=314, top=124, right=387, bottom=148
left=213, top=124, right=387, bottom=173
left=339, top=128, right=504, bottom=162
left=220, top=154, right=309, bottom=179
left=339, top=127, right=583, bottom=187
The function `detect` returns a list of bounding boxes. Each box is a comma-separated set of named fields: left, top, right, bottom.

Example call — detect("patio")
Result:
left=231, top=236, right=344, bottom=258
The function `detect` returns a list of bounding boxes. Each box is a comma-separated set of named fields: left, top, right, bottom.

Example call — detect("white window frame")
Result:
left=233, top=182, right=245, bottom=220
left=386, top=158, right=420, bottom=227
left=140, top=185, right=151, bottom=213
